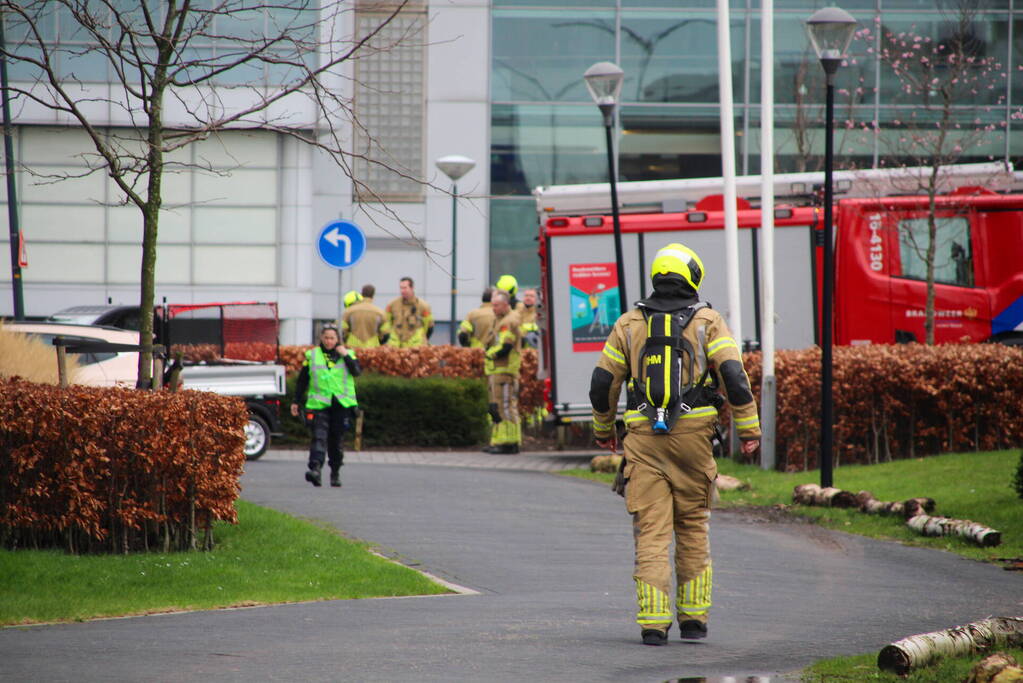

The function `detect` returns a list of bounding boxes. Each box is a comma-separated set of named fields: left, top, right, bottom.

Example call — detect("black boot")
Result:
left=641, top=625, right=670, bottom=646
left=330, top=470, right=341, bottom=488
left=305, top=464, right=322, bottom=487
left=679, top=620, right=707, bottom=640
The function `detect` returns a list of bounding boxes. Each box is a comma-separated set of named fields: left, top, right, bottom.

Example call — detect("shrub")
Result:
left=356, top=374, right=489, bottom=447
left=739, top=344, right=1023, bottom=470
left=279, top=344, right=543, bottom=414
left=0, top=377, right=246, bottom=554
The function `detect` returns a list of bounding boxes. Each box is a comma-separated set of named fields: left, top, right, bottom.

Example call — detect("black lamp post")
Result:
left=435, top=154, right=476, bottom=345
left=806, top=7, right=858, bottom=488
left=584, top=61, right=627, bottom=315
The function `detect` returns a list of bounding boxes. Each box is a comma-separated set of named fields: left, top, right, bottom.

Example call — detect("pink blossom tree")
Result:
left=858, top=4, right=1007, bottom=344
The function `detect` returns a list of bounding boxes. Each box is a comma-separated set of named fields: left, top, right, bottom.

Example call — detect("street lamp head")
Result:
left=806, top=7, right=858, bottom=71
left=583, top=61, right=624, bottom=109
left=435, top=154, right=476, bottom=182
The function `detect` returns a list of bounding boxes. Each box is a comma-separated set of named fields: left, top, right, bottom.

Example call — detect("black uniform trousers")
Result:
left=307, top=396, right=353, bottom=473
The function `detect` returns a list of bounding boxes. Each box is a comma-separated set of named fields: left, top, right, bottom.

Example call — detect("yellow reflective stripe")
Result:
left=602, top=343, right=626, bottom=365
left=661, top=314, right=671, bottom=410
left=678, top=564, right=713, bottom=615
left=707, top=337, right=738, bottom=358
left=459, top=319, right=473, bottom=333
left=680, top=406, right=717, bottom=419
left=636, top=580, right=672, bottom=626
left=592, top=419, right=614, bottom=430
left=734, top=415, right=760, bottom=428
left=624, top=410, right=646, bottom=423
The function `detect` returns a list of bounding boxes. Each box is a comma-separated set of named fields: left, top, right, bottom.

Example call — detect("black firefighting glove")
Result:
left=612, top=457, right=628, bottom=498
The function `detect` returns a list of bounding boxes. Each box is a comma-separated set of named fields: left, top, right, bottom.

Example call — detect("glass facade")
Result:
left=490, top=2, right=1023, bottom=286
left=3, top=2, right=318, bottom=84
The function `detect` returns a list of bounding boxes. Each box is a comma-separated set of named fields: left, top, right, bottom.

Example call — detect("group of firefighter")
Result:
left=291, top=242, right=762, bottom=648
left=291, top=273, right=541, bottom=484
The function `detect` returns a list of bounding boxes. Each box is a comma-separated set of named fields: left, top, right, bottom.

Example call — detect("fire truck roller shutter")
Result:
left=643, top=227, right=816, bottom=351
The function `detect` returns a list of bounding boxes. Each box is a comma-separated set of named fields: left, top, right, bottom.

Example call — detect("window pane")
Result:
left=492, top=10, right=615, bottom=102
left=490, top=198, right=540, bottom=288
left=897, top=216, right=973, bottom=287
left=620, top=106, right=735, bottom=180
left=494, top=0, right=614, bottom=8
left=491, top=104, right=607, bottom=196
left=874, top=107, right=1006, bottom=165
left=620, top=11, right=743, bottom=104
left=881, top=0, right=1007, bottom=8
left=878, top=13, right=1010, bottom=108
left=753, top=12, right=875, bottom=107
left=752, top=106, right=877, bottom=173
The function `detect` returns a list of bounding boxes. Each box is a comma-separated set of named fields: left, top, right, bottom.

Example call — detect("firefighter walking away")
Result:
left=589, top=242, right=760, bottom=646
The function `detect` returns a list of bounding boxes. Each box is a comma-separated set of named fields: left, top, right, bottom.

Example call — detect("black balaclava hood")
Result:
left=636, top=274, right=700, bottom=313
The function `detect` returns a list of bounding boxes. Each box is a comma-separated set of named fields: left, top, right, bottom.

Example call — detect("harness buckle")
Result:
left=679, top=402, right=692, bottom=413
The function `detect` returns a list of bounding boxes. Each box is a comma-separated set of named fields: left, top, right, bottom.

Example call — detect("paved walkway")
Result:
left=3, top=451, right=1021, bottom=682
left=260, top=447, right=599, bottom=472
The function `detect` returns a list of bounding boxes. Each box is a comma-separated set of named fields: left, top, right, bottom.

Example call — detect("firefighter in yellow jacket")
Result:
left=458, top=287, right=496, bottom=349
left=342, top=285, right=390, bottom=348
left=519, top=287, right=540, bottom=348
left=589, top=242, right=760, bottom=646
left=482, top=290, right=523, bottom=454
left=386, top=276, right=434, bottom=347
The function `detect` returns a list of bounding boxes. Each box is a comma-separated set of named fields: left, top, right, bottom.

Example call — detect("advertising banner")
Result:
left=569, top=262, right=621, bottom=351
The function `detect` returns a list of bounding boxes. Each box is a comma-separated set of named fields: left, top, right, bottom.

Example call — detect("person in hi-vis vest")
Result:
left=291, top=324, right=361, bottom=488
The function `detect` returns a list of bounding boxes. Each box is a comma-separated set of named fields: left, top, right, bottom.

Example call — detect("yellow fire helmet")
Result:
left=343, top=290, right=363, bottom=307
left=495, top=273, right=518, bottom=296
left=650, top=243, right=705, bottom=292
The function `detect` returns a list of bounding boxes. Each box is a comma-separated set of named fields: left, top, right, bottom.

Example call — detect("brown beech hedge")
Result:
left=739, top=344, right=1023, bottom=471
left=277, top=345, right=545, bottom=415
left=0, top=377, right=247, bottom=554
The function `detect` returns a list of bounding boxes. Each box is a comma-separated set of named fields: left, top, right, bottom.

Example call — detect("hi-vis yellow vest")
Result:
left=304, top=347, right=357, bottom=409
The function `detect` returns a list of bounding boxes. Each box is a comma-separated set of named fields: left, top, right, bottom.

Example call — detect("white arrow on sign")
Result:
left=324, top=227, right=352, bottom=263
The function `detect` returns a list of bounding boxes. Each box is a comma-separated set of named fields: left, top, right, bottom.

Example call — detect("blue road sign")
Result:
left=317, top=220, right=366, bottom=270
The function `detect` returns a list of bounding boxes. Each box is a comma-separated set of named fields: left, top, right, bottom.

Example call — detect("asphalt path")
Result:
left=2, top=451, right=1021, bottom=682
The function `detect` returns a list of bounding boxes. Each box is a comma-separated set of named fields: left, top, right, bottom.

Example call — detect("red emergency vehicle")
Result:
left=535, top=163, right=1023, bottom=420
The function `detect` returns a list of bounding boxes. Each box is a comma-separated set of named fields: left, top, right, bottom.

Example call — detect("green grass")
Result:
left=563, top=449, right=1023, bottom=680
left=800, top=647, right=1023, bottom=682
left=565, top=449, right=1023, bottom=564
left=0, top=500, right=449, bottom=626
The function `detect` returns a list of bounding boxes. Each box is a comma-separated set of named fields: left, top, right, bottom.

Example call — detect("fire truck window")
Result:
left=896, top=217, right=974, bottom=287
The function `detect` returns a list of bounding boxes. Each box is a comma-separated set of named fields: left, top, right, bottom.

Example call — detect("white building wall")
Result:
left=313, top=0, right=491, bottom=342
left=1, top=2, right=491, bottom=346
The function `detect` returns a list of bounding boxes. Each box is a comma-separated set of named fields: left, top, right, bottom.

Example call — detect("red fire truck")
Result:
left=535, top=162, right=1023, bottom=420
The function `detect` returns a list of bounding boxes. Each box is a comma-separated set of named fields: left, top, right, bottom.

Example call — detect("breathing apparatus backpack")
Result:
left=630, top=302, right=722, bottom=433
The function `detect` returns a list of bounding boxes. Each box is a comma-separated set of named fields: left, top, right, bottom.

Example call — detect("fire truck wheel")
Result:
left=244, top=415, right=270, bottom=460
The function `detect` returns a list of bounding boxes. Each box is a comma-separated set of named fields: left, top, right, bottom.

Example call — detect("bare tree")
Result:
left=0, top=0, right=425, bottom=385
left=861, top=3, right=1006, bottom=343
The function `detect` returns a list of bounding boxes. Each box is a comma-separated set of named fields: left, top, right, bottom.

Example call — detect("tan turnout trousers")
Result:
left=624, top=424, right=716, bottom=629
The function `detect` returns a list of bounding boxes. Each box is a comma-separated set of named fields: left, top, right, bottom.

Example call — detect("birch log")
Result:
left=792, top=483, right=859, bottom=508
left=590, top=454, right=622, bottom=473
left=906, top=514, right=1002, bottom=547
left=855, top=491, right=936, bottom=518
left=877, top=617, right=1023, bottom=676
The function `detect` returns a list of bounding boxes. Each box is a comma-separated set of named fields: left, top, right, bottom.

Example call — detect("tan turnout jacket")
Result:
left=591, top=306, right=760, bottom=440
